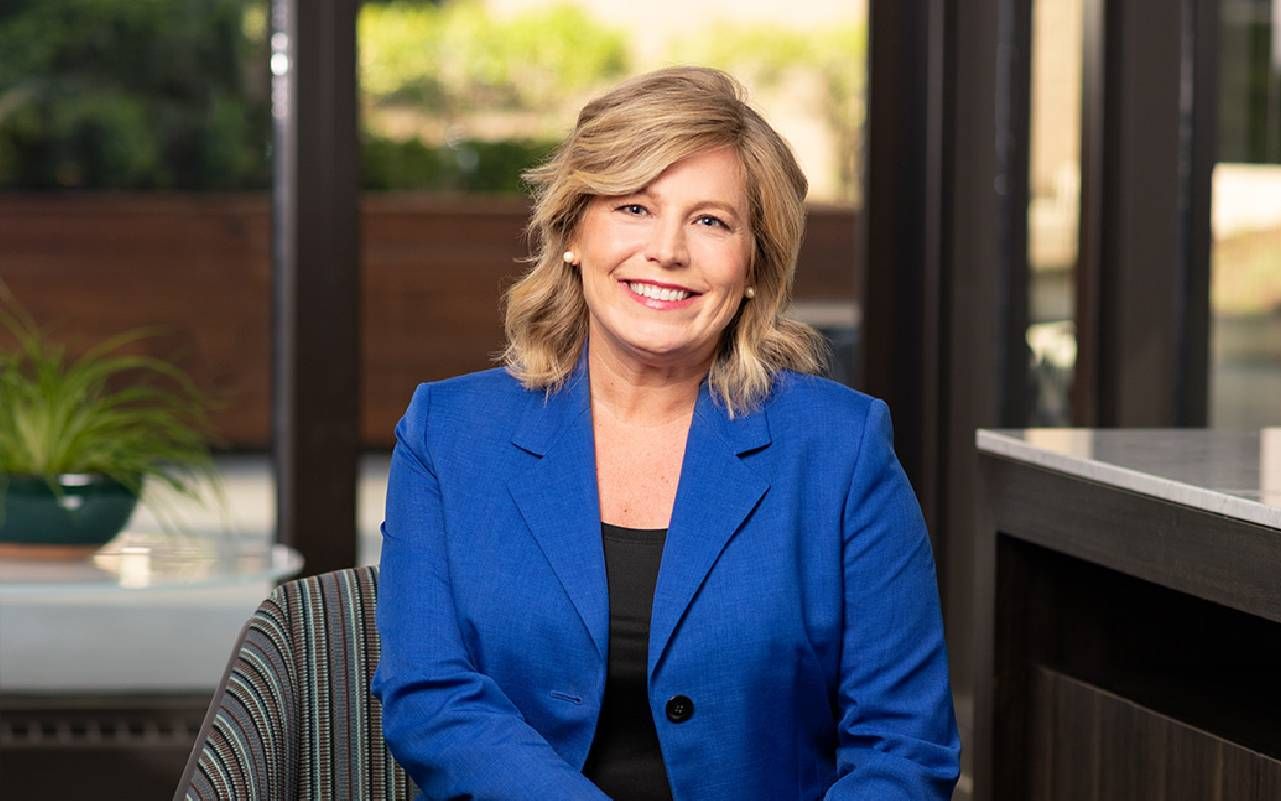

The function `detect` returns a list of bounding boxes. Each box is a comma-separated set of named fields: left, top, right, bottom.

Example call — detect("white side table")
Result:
left=0, top=530, right=301, bottom=692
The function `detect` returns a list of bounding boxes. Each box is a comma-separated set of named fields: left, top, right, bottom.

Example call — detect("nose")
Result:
left=645, top=215, right=689, bottom=269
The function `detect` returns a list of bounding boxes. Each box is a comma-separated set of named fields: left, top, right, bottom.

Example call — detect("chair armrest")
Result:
left=174, top=596, right=300, bottom=801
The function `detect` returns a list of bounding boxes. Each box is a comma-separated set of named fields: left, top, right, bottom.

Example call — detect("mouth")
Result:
left=622, top=280, right=701, bottom=305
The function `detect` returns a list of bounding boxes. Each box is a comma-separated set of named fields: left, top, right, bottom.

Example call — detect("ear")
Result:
left=561, top=231, right=579, bottom=262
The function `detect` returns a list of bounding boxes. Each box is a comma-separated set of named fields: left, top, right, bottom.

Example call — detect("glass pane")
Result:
left=1211, top=0, right=1281, bottom=429
left=0, top=0, right=272, bottom=442
left=357, top=0, right=869, bottom=565
left=0, top=4, right=274, bottom=517
left=0, top=2, right=276, bottom=793
left=1026, top=0, right=1083, bottom=426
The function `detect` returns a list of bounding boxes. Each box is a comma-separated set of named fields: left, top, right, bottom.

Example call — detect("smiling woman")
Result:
left=572, top=147, right=752, bottom=376
left=507, top=68, right=826, bottom=416
left=372, top=66, right=960, bottom=801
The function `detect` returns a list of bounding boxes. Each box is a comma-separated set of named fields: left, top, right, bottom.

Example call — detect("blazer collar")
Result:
left=649, top=382, right=770, bottom=676
left=506, top=353, right=773, bottom=670
left=507, top=353, right=607, bottom=657
left=509, top=349, right=773, bottom=457
left=509, top=353, right=592, bottom=458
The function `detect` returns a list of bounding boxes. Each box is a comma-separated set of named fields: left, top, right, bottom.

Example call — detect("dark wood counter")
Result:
left=972, top=430, right=1281, bottom=801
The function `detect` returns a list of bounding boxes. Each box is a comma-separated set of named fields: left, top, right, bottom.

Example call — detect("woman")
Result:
left=372, top=67, right=960, bottom=801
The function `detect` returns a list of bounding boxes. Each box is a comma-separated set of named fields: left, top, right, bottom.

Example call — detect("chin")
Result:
left=624, top=341, right=687, bottom=360
left=624, top=337, right=713, bottom=366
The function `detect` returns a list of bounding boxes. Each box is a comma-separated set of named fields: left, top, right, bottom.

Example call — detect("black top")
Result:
left=582, top=523, right=674, bottom=801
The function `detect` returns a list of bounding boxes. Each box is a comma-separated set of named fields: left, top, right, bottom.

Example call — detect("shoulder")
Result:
left=395, top=367, right=530, bottom=445
left=766, top=371, right=885, bottom=425
left=410, top=366, right=526, bottom=410
left=762, top=371, right=894, bottom=460
left=403, top=366, right=525, bottom=412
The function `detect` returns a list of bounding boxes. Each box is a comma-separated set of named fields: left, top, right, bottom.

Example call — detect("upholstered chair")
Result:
left=175, top=566, right=416, bottom=800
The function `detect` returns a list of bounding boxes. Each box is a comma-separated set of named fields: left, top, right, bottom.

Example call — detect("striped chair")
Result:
left=175, top=566, right=417, bottom=801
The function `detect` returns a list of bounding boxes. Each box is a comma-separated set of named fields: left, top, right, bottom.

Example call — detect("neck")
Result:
left=586, top=336, right=708, bottom=426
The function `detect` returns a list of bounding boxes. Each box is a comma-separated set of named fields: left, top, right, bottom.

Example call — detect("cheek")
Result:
left=704, top=269, right=748, bottom=323
left=584, top=256, right=620, bottom=289
left=580, top=262, right=625, bottom=320
left=707, top=245, right=751, bottom=295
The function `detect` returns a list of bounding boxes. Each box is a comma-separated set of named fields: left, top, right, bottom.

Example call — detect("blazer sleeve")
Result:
left=371, top=384, right=611, bottom=801
left=824, top=399, right=961, bottom=801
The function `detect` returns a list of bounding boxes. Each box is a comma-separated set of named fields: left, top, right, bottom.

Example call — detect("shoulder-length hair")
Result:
left=501, top=66, right=826, bottom=416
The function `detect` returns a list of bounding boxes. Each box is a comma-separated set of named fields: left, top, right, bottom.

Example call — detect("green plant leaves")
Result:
left=0, top=287, right=218, bottom=520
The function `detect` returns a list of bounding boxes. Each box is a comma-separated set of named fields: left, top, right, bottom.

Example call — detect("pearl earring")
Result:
left=563, top=250, right=576, bottom=265
left=744, top=287, right=756, bottom=299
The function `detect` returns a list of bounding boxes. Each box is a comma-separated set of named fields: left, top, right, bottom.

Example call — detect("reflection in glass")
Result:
left=1026, top=0, right=1083, bottom=426
left=1212, top=0, right=1281, bottom=428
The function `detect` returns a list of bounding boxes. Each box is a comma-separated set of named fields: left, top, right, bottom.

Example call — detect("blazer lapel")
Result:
left=507, top=366, right=610, bottom=661
left=648, top=383, right=771, bottom=678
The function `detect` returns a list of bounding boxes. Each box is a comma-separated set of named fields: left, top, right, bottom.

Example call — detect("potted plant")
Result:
left=0, top=287, right=219, bottom=557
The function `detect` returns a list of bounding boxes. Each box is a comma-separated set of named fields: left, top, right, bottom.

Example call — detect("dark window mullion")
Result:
left=271, top=0, right=361, bottom=575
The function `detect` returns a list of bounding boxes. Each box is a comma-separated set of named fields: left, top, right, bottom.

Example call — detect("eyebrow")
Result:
left=695, top=200, right=743, bottom=217
left=632, top=191, right=745, bottom=219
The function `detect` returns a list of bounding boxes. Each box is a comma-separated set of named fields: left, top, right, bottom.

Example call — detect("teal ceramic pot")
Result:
left=0, top=474, right=139, bottom=548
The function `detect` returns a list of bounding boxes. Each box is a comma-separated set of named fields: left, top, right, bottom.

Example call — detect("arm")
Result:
left=372, top=384, right=611, bottom=801
left=824, top=399, right=961, bottom=800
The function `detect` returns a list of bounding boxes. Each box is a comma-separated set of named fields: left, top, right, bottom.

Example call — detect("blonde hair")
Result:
left=502, top=66, right=826, bottom=415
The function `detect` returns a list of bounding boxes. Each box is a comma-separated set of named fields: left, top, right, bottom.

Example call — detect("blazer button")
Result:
left=665, top=695, right=694, bottom=723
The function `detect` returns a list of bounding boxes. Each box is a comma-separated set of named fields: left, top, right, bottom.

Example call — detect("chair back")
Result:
left=176, top=566, right=416, bottom=800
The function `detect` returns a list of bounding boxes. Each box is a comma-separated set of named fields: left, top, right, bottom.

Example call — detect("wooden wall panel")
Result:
left=1222, top=746, right=1281, bottom=800
left=0, top=194, right=274, bottom=448
left=1165, top=723, right=1221, bottom=801
left=1096, top=683, right=1167, bottom=800
left=1029, top=667, right=1055, bottom=801
left=1048, top=671, right=1098, bottom=801
left=358, top=194, right=530, bottom=447
left=1030, top=667, right=1281, bottom=801
left=0, top=194, right=859, bottom=449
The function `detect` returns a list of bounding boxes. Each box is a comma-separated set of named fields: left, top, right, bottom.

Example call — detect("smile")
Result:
left=628, top=281, right=693, bottom=301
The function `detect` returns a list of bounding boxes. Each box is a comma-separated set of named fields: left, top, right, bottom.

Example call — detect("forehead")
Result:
left=644, top=147, right=746, bottom=202
left=591, top=146, right=748, bottom=208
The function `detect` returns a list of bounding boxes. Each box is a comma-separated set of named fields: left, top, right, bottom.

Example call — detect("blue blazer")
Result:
left=372, top=363, right=960, bottom=801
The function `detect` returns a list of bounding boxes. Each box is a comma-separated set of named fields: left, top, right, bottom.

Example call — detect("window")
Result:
left=1025, top=0, right=1083, bottom=426
left=1212, top=0, right=1281, bottom=429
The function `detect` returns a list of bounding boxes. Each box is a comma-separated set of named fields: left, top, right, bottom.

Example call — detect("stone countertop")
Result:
left=976, top=428, right=1281, bottom=531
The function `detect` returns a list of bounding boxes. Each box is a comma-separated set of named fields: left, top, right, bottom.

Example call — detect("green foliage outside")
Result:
left=363, top=136, right=558, bottom=193
left=1218, top=16, right=1281, bottom=165
left=357, top=0, right=626, bottom=191
left=0, top=0, right=271, bottom=190
left=0, top=0, right=613, bottom=192
left=0, top=0, right=871, bottom=197
left=360, top=1, right=628, bottom=124
left=667, top=23, right=867, bottom=201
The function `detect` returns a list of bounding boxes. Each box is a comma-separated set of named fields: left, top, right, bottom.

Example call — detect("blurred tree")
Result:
left=362, top=136, right=557, bottom=193
left=0, top=0, right=271, bottom=190
left=0, top=0, right=624, bottom=192
left=359, top=0, right=629, bottom=129
left=1217, top=1, right=1281, bottom=165
left=668, top=22, right=867, bottom=202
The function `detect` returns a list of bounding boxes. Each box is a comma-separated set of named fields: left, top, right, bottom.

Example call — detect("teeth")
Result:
left=628, top=282, right=691, bottom=301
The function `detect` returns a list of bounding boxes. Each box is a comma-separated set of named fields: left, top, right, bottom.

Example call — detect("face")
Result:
left=571, top=146, right=753, bottom=372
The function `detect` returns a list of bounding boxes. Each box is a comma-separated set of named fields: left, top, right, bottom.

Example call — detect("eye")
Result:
left=616, top=203, right=648, bottom=216
left=695, top=214, right=730, bottom=230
